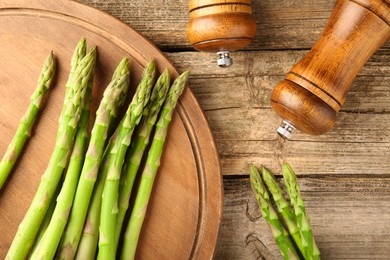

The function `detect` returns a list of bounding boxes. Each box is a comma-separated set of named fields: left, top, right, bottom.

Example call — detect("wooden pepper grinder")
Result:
left=186, top=0, right=256, bottom=67
left=271, top=0, right=390, bottom=139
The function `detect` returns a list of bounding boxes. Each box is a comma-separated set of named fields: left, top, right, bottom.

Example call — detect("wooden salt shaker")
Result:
left=186, top=0, right=256, bottom=67
left=271, top=0, right=390, bottom=139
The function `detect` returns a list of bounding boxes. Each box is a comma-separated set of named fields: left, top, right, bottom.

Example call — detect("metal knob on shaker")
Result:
left=186, top=0, right=256, bottom=67
left=271, top=0, right=390, bottom=139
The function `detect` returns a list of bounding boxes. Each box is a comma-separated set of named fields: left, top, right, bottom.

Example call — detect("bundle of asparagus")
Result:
left=7, top=42, right=97, bottom=260
left=249, top=163, right=321, bottom=260
left=3, top=38, right=189, bottom=260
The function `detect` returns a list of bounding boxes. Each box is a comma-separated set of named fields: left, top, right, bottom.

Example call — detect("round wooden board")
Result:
left=0, top=0, right=223, bottom=259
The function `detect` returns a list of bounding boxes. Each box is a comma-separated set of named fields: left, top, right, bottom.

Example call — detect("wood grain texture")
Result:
left=165, top=50, right=390, bottom=113
left=79, top=0, right=390, bottom=51
left=165, top=51, right=390, bottom=175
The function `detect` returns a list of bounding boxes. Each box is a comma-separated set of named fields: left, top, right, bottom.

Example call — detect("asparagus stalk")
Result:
left=115, top=69, right=170, bottom=247
left=75, top=135, right=116, bottom=260
left=29, top=175, right=63, bottom=256
left=30, top=75, right=94, bottom=259
left=261, top=166, right=306, bottom=258
left=0, top=52, right=56, bottom=190
left=120, top=70, right=189, bottom=260
left=5, top=47, right=96, bottom=260
left=57, top=58, right=130, bottom=259
left=98, top=59, right=156, bottom=260
left=249, top=164, right=299, bottom=260
left=282, top=163, right=321, bottom=260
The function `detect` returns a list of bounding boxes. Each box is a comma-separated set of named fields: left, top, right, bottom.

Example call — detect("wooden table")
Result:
left=78, top=0, right=390, bottom=259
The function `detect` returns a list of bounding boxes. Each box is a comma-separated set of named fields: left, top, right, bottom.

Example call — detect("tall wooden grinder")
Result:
left=272, top=0, right=390, bottom=139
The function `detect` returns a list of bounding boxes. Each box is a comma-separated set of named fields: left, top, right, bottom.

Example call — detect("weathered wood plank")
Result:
left=79, top=0, right=390, bottom=51
left=205, top=107, right=390, bottom=144
left=165, top=50, right=390, bottom=112
left=211, top=111, right=390, bottom=176
left=216, top=177, right=390, bottom=259
left=77, top=0, right=333, bottom=50
left=164, top=51, right=390, bottom=175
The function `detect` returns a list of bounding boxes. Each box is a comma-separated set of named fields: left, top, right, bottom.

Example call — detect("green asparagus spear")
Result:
left=5, top=47, right=96, bottom=260
left=0, top=52, right=56, bottom=190
left=57, top=58, right=130, bottom=260
left=75, top=131, right=119, bottom=259
left=98, top=59, right=156, bottom=260
left=31, top=74, right=94, bottom=259
left=261, top=166, right=306, bottom=258
left=120, top=70, right=189, bottom=260
left=115, top=69, right=170, bottom=247
left=75, top=141, right=114, bottom=260
left=249, top=164, right=299, bottom=260
left=29, top=175, right=63, bottom=257
left=282, top=163, right=321, bottom=260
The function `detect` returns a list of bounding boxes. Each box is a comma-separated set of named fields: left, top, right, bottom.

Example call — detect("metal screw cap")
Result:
left=277, top=120, right=296, bottom=140
left=217, top=51, right=233, bottom=67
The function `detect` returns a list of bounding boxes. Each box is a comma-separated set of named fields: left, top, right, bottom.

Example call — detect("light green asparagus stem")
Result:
left=282, top=163, right=321, bottom=260
left=98, top=59, right=156, bottom=260
left=57, top=58, right=130, bottom=260
left=261, top=166, right=306, bottom=258
left=115, top=69, right=170, bottom=247
left=249, top=164, right=299, bottom=260
left=0, top=52, right=56, bottom=190
left=31, top=75, right=94, bottom=259
left=120, top=70, right=189, bottom=260
left=5, top=48, right=96, bottom=260
left=75, top=137, right=116, bottom=260
left=29, top=175, right=63, bottom=257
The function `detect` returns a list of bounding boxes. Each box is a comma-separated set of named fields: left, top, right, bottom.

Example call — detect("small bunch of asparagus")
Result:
left=6, top=38, right=97, bottom=260
left=4, top=37, right=189, bottom=260
left=249, top=163, right=321, bottom=260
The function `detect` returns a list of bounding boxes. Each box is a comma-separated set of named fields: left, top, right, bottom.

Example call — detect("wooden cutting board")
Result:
left=0, top=0, right=223, bottom=259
